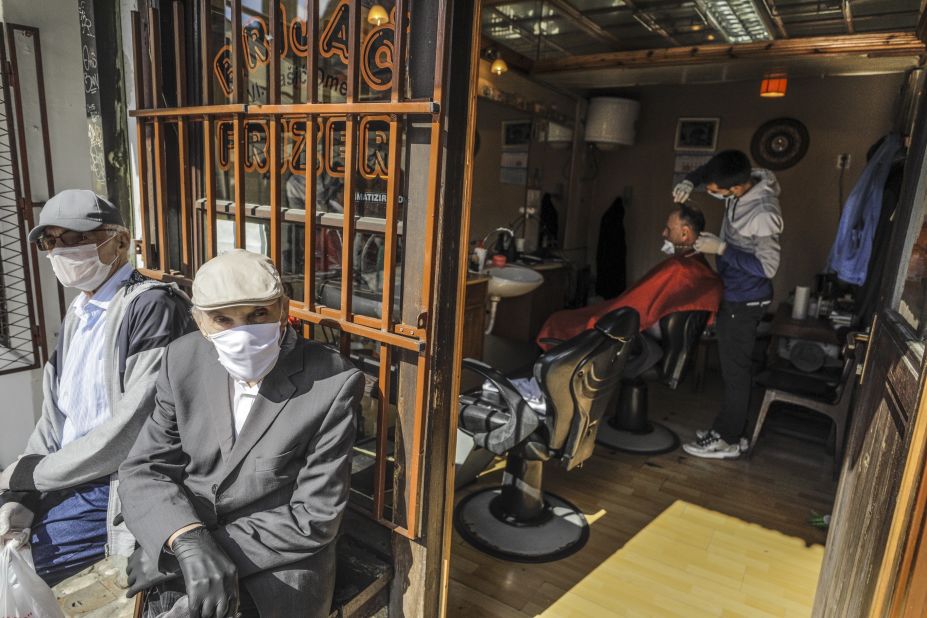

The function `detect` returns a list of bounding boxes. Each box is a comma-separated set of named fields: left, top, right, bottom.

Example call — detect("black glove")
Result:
left=125, top=545, right=181, bottom=598
left=170, top=527, right=239, bottom=618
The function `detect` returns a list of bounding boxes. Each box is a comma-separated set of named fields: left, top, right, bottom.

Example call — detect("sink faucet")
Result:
left=481, top=227, right=515, bottom=253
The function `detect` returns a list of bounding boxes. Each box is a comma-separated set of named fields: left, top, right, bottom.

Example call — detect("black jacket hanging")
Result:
left=595, top=197, right=628, bottom=299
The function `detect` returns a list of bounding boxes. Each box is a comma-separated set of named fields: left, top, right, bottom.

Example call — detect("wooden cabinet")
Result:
left=461, top=278, right=488, bottom=360
left=491, top=264, right=570, bottom=342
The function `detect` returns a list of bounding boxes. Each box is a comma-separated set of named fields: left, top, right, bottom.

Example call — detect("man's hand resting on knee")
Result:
left=170, top=527, right=239, bottom=618
left=0, top=501, right=33, bottom=547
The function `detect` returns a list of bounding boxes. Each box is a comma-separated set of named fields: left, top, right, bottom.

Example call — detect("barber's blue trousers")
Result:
left=30, top=480, right=109, bottom=587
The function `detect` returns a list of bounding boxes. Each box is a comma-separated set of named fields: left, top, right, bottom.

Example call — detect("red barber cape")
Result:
left=537, top=253, right=723, bottom=350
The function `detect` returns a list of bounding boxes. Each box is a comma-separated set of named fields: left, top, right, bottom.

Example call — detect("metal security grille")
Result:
left=131, top=0, right=452, bottom=538
left=0, top=26, right=46, bottom=376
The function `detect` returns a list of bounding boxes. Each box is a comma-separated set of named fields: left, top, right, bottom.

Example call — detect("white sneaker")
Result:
left=683, top=430, right=741, bottom=459
left=695, top=429, right=749, bottom=452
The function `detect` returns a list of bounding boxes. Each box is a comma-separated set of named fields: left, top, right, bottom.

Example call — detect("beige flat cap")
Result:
left=192, top=249, right=283, bottom=310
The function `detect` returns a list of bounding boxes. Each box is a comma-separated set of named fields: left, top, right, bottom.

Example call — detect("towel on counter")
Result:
left=537, top=253, right=722, bottom=351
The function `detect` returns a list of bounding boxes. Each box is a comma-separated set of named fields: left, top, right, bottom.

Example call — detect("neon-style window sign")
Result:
left=214, top=0, right=395, bottom=98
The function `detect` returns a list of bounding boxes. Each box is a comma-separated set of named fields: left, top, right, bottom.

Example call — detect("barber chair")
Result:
left=454, top=308, right=639, bottom=562
left=595, top=311, right=710, bottom=454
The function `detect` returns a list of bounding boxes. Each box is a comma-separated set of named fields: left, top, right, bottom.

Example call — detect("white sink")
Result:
left=486, top=265, right=543, bottom=299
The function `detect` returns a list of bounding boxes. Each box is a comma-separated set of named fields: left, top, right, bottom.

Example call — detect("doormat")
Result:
left=539, top=500, right=824, bottom=617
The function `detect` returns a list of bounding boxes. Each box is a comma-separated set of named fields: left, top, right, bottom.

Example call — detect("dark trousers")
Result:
left=30, top=480, right=109, bottom=587
left=712, top=300, right=767, bottom=443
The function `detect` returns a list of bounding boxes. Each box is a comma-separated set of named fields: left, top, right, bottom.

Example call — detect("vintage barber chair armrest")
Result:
left=538, top=338, right=565, bottom=348
left=460, top=358, right=542, bottom=456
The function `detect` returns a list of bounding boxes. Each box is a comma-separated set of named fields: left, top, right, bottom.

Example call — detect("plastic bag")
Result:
left=0, top=540, right=66, bottom=618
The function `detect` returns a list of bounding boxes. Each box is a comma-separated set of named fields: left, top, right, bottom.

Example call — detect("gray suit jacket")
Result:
left=118, top=328, right=363, bottom=616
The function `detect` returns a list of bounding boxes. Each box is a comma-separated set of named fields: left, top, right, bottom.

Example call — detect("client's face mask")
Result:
left=47, top=234, right=118, bottom=292
left=660, top=239, right=676, bottom=255
left=209, top=322, right=283, bottom=383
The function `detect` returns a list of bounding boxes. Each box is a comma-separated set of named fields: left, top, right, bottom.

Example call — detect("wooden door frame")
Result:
left=812, top=57, right=927, bottom=615
left=859, top=63, right=927, bottom=616
left=869, top=85, right=927, bottom=611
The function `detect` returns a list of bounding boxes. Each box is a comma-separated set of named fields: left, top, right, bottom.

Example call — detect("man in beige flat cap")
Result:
left=118, top=249, right=363, bottom=618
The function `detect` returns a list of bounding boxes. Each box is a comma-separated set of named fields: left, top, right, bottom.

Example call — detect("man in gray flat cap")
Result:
left=119, top=249, right=363, bottom=618
left=0, top=189, right=194, bottom=585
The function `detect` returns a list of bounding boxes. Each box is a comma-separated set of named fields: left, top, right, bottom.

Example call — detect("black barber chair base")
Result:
left=455, top=456, right=590, bottom=563
left=595, top=417, right=679, bottom=455
left=596, top=379, right=680, bottom=455
left=455, top=488, right=589, bottom=563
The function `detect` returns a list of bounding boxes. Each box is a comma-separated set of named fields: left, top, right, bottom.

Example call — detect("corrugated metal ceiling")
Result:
left=481, top=0, right=921, bottom=60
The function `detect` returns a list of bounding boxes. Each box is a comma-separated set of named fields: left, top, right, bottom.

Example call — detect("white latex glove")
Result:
left=694, top=232, right=726, bottom=255
left=673, top=180, right=694, bottom=203
left=0, top=501, right=34, bottom=548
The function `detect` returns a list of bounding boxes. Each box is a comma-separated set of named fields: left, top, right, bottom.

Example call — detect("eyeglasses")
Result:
left=35, top=229, right=114, bottom=252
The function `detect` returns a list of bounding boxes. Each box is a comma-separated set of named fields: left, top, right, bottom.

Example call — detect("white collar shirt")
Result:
left=58, top=263, right=134, bottom=446
left=229, top=378, right=262, bottom=438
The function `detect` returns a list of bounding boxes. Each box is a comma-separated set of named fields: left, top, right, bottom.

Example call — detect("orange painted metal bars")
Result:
left=131, top=12, right=152, bottom=268
left=130, top=1, right=441, bottom=540
left=130, top=101, right=438, bottom=117
left=202, top=118, right=217, bottom=259
left=267, top=0, right=282, bottom=266
left=172, top=1, right=192, bottom=274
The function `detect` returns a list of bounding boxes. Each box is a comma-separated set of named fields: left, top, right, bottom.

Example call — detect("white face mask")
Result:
left=209, top=322, right=283, bottom=383
left=660, top=239, right=676, bottom=255
left=708, top=190, right=729, bottom=200
left=47, top=234, right=117, bottom=292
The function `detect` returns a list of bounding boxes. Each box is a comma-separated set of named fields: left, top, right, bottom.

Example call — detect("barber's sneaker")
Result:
left=695, top=429, right=749, bottom=453
left=683, top=430, right=741, bottom=459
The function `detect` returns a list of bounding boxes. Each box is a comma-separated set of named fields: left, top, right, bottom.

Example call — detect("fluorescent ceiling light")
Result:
left=695, top=0, right=773, bottom=43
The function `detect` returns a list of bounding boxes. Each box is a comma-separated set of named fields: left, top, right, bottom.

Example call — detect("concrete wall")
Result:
left=0, top=0, right=93, bottom=464
left=586, top=73, right=905, bottom=306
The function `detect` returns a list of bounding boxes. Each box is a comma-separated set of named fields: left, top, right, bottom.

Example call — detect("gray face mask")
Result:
left=708, top=190, right=729, bottom=200
left=660, top=239, right=676, bottom=255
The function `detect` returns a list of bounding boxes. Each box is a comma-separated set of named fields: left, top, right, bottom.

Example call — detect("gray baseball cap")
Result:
left=192, top=249, right=284, bottom=310
left=28, top=189, right=124, bottom=242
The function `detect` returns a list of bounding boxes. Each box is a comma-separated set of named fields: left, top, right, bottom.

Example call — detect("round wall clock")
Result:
left=750, top=118, right=810, bottom=171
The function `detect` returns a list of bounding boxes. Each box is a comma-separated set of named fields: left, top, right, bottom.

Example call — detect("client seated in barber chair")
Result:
left=455, top=308, right=638, bottom=562
left=536, top=204, right=721, bottom=350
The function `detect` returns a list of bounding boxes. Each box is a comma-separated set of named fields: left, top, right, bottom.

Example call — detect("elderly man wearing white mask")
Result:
left=118, top=249, right=363, bottom=618
left=0, top=189, right=193, bottom=586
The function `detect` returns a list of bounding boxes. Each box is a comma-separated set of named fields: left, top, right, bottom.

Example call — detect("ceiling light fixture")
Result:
left=491, top=57, right=509, bottom=76
left=694, top=0, right=773, bottom=43
left=367, top=4, right=389, bottom=27
left=760, top=73, right=788, bottom=98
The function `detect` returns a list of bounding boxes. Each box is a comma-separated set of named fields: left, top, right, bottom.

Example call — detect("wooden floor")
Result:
left=448, top=368, right=837, bottom=618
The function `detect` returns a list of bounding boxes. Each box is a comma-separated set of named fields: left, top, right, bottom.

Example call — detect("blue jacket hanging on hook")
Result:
left=827, top=133, right=903, bottom=286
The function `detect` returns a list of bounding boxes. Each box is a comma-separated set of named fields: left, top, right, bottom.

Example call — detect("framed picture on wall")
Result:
left=675, top=117, right=720, bottom=152
left=502, top=119, right=532, bottom=150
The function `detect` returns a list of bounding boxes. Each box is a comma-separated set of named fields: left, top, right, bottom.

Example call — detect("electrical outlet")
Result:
left=836, top=153, right=851, bottom=170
